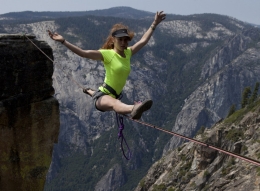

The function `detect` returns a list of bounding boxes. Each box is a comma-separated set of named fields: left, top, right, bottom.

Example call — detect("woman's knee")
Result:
left=96, top=95, right=116, bottom=111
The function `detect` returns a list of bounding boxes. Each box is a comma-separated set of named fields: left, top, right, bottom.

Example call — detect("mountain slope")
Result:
left=164, top=28, right=260, bottom=153
left=135, top=97, right=260, bottom=191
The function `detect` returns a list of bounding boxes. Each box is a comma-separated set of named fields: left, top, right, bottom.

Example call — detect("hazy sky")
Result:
left=1, top=0, right=260, bottom=25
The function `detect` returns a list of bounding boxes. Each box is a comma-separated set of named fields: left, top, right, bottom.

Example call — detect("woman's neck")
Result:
left=113, top=48, right=125, bottom=57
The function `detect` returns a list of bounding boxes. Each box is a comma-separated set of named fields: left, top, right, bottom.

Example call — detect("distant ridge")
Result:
left=0, top=6, right=154, bottom=21
left=85, top=6, right=154, bottom=19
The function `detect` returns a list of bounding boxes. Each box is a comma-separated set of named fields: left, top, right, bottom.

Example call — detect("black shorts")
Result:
left=92, top=90, right=108, bottom=112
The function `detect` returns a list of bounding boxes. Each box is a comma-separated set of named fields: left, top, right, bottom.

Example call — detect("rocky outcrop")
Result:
left=95, top=164, right=126, bottom=191
left=0, top=34, right=59, bottom=191
left=135, top=101, right=260, bottom=191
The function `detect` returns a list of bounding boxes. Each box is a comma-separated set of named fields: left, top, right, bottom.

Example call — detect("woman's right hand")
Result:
left=153, top=11, right=166, bottom=26
left=47, top=30, right=65, bottom=43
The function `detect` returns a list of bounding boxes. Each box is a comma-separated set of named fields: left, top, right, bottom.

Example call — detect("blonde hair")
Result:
left=101, top=23, right=134, bottom=49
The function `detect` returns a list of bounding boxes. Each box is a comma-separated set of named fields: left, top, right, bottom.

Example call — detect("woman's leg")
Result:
left=85, top=88, right=153, bottom=119
left=84, top=89, right=95, bottom=96
left=96, top=95, right=133, bottom=114
left=84, top=88, right=133, bottom=114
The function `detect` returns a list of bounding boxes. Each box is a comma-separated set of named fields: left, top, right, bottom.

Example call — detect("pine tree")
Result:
left=249, top=82, right=260, bottom=104
left=241, top=87, right=251, bottom=108
left=227, top=104, right=236, bottom=117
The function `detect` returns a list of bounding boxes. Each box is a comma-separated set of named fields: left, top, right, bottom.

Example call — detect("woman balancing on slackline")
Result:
left=48, top=11, right=166, bottom=119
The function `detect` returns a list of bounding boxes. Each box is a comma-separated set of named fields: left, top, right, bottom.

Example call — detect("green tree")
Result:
left=227, top=104, right=236, bottom=117
left=249, top=82, right=260, bottom=104
left=241, top=87, right=251, bottom=108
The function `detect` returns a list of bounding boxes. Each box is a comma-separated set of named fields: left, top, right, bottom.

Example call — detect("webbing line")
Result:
left=23, top=34, right=260, bottom=167
left=124, top=115, right=260, bottom=167
left=23, top=34, right=84, bottom=90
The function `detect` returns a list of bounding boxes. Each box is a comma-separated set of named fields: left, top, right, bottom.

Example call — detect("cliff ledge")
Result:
left=0, top=34, right=59, bottom=191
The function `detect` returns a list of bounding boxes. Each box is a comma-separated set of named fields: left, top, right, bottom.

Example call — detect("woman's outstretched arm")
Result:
left=48, top=30, right=103, bottom=61
left=130, top=11, right=166, bottom=55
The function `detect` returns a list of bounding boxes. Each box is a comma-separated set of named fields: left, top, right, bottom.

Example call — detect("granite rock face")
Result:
left=0, top=34, right=59, bottom=191
left=135, top=28, right=260, bottom=191
left=94, top=163, right=126, bottom=191
left=164, top=28, right=260, bottom=153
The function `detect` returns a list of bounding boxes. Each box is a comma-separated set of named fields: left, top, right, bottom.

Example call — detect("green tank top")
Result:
left=98, top=48, right=132, bottom=98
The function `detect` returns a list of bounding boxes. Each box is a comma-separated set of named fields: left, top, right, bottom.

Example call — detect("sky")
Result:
left=1, top=0, right=260, bottom=25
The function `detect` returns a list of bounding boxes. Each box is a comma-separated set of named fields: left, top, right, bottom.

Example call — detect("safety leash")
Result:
left=116, top=112, right=132, bottom=160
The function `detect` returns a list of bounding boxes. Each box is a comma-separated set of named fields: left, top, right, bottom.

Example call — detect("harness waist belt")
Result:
left=102, top=83, right=121, bottom=99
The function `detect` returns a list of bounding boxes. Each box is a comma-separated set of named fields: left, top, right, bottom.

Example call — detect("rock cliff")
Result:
left=134, top=27, right=260, bottom=191
left=135, top=99, right=260, bottom=191
left=164, top=28, right=260, bottom=153
left=0, top=34, right=59, bottom=191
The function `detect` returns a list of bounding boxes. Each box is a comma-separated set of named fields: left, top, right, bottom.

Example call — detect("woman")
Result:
left=48, top=11, right=166, bottom=119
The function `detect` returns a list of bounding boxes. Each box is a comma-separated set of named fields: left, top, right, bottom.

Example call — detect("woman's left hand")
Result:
left=153, top=11, right=166, bottom=26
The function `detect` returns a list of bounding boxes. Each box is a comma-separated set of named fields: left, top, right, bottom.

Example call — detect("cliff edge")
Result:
left=0, top=34, right=60, bottom=191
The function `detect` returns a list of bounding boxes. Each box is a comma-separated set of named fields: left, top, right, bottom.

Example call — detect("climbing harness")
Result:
left=102, top=83, right=122, bottom=99
left=23, top=34, right=260, bottom=166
